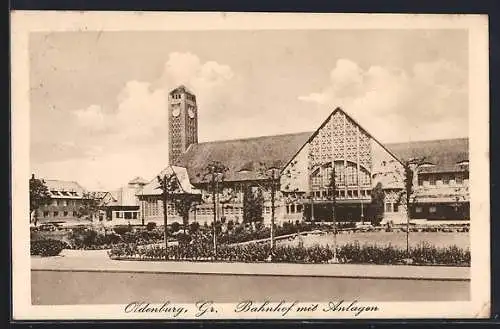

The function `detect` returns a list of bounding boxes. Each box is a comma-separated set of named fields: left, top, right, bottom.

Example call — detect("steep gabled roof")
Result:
left=141, top=165, right=202, bottom=195
left=174, top=132, right=312, bottom=184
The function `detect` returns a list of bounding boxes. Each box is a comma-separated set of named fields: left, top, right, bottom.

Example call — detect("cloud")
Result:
left=298, top=58, right=467, bottom=142
left=73, top=104, right=108, bottom=131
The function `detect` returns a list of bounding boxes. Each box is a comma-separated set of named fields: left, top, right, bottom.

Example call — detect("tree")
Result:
left=398, top=157, right=426, bottom=260
left=197, top=160, right=229, bottom=258
left=29, top=174, right=51, bottom=226
left=369, top=182, right=385, bottom=226
left=171, top=193, right=200, bottom=234
left=243, top=185, right=264, bottom=223
left=76, top=192, right=102, bottom=221
left=157, top=172, right=179, bottom=259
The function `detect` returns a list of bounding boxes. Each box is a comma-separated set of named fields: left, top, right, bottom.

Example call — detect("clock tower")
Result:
left=168, top=85, right=198, bottom=165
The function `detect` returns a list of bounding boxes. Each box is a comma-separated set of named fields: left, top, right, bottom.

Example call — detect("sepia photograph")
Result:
left=11, top=11, right=490, bottom=320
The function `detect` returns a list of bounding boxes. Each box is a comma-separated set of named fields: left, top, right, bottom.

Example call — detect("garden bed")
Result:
left=108, top=241, right=470, bottom=267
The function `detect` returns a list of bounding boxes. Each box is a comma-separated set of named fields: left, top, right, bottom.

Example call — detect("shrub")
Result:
left=177, top=233, right=192, bottom=246
left=31, top=239, right=67, bottom=256
left=146, top=222, right=157, bottom=231
left=189, top=222, right=200, bottom=234
left=170, top=222, right=181, bottom=233
left=108, top=237, right=470, bottom=266
left=112, top=225, right=131, bottom=236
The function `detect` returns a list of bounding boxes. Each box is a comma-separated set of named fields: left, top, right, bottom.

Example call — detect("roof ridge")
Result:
left=386, top=137, right=468, bottom=145
left=196, top=131, right=313, bottom=145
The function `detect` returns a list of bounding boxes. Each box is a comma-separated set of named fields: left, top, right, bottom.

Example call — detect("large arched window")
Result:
left=310, top=161, right=371, bottom=189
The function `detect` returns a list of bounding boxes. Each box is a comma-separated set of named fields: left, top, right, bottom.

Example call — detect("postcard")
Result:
left=11, top=11, right=490, bottom=320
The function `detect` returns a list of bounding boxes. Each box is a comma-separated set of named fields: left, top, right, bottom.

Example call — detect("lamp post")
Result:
left=157, top=174, right=172, bottom=260
left=141, top=188, right=145, bottom=226
left=268, top=167, right=280, bottom=253
left=330, top=163, right=339, bottom=263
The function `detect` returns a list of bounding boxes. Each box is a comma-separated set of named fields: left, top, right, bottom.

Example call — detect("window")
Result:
left=456, top=174, right=464, bottom=184
left=73, top=211, right=77, bottom=217
left=418, top=176, right=424, bottom=186
left=393, top=203, right=399, bottom=212
left=429, top=176, right=436, bottom=185
left=53, top=211, right=59, bottom=217
left=125, top=212, right=132, bottom=220
left=43, top=211, right=49, bottom=217
left=415, top=206, right=423, bottom=213
left=385, top=203, right=393, bottom=213
left=429, top=206, right=437, bottom=214
left=63, top=200, right=68, bottom=206
left=353, top=190, right=358, bottom=198
left=133, top=212, right=138, bottom=219
left=63, top=211, right=68, bottom=217
left=347, top=190, right=353, bottom=198
left=296, top=204, right=303, bottom=213
left=442, top=175, right=450, bottom=185
left=346, top=165, right=357, bottom=186
left=116, top=212, right=122, bottom=218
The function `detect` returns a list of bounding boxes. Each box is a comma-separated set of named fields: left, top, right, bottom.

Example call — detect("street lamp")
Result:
left=212, top=172, right=224, bottom=258
left=329, top=162, right=339, bottom=263
left=266, top=166, right=280, bottom=254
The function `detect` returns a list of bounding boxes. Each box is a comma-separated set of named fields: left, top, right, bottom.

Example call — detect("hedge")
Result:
left=31, top=239, right=68, bottom=257
left=108, top=241, right=470, bottom=266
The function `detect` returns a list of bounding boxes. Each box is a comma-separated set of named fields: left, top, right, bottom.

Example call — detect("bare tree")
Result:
left=400, top=157, right=426, bottom=260
left=197, top=161, right=229, bottom=258
left=157, top=172, right=179, bottom=259
left=256, top=161, right=281, bottom=255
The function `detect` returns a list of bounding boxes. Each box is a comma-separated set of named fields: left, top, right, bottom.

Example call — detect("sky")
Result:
left=30, top=29, right=469, bottom=191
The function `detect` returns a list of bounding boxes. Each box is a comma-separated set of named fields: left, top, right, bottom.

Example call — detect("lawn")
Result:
left=278, top=231, right=470, bottom=250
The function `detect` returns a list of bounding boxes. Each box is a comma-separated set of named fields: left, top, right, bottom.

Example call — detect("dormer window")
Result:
left=419, top=162, right=435, bottom=168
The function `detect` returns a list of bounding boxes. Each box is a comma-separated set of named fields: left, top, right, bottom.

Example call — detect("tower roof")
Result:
left=169, top=85, right=194, bottom=95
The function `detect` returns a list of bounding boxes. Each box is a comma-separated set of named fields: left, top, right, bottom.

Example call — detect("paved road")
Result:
left=31, top=270, right=470, bottom=305
left=31, top=251, right=470, bottom=305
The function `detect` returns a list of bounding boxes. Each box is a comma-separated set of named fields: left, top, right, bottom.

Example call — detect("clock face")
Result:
left=172, top=105, right=180, bottom=117
left=188, top=107, right=195, bottom=119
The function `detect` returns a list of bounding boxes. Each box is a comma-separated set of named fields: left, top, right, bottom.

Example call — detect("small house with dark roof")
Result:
left=139, top=86, right=469, bottom=226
